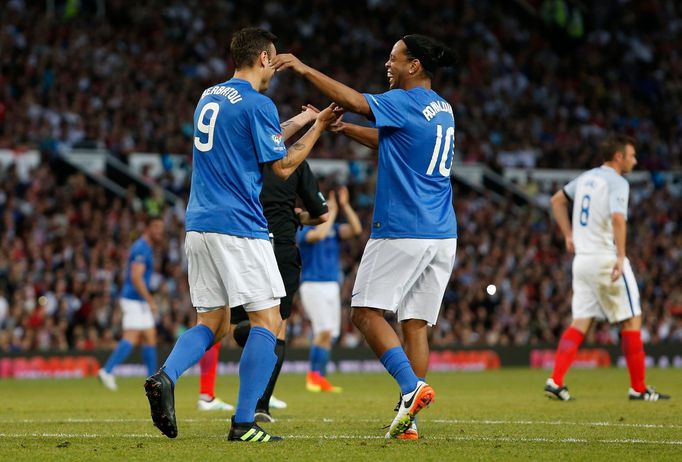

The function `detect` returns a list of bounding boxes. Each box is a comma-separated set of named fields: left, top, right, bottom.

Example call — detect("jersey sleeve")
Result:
left=296, top=161, right=328, bottom=218
left=608, top=177, right=630, bottom=219
left=362, top=90, right=407, bottom=128
left=130, top=242, right=148, bottom=266
left=251, top=100, right=286, bottom=164
left=562, top=177, right=579, bottom=200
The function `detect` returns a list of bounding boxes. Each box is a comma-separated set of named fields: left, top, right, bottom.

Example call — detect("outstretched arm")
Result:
left=270, top=54, right=371, bottom=117
left=280, top=106, right=318, bottom=142
left=330, top=117, right=379, bottom=150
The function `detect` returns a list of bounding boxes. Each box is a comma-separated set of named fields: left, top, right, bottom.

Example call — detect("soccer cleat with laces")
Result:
left=628, top=387, right=671, bottom=401
left=396, top=420, right=418, bottom=440
left=385, top=381, right=435, bottom=439
left=227, top=416, right=282, bottom=442
left=197, top=396, right=234, bottom=411
left=144, top=368, right=178, bottom=438
left=97, top=368, right=117, bottom=391
left=544, top=378, right=572, bottom=401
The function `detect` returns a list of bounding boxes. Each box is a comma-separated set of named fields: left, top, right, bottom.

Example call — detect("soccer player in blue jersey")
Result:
left=98, top=216, right=165, bottom=391
left=298, top=186, right=362, bottom=393
left=271, top=34, right=458, bottom=439
left=144, top=28, right=338, bottom=442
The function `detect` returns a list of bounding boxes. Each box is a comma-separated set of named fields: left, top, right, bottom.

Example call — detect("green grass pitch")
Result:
left=0, top=368, right=680, bottom=461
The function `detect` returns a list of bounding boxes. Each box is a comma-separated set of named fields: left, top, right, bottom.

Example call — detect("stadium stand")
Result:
left=0, top=1, right=680, bottom=352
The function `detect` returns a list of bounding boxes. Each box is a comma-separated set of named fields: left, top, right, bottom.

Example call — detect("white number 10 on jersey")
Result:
left=194, top=102, right=220, bottom=152
left=427, top=124, right=454, bottom=176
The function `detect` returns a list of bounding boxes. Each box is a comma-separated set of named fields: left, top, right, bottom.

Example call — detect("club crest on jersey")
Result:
left=272, top=134, right=283, bottom=145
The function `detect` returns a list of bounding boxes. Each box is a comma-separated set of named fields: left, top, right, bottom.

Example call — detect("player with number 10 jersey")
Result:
left=270, top=34, right=459, bottom=440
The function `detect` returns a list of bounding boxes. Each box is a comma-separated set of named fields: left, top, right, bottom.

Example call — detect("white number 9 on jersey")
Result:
left=427, top=124, right=454, bottom=176
left=194, top=102, right=220, bottom=152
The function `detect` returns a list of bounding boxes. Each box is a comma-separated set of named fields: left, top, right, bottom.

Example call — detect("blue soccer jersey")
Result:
left=185, top=78, right=286, bottom=239
left=298, top=224, right=341, bottom=283
left=362, top=88, right=458, bottom=239
left=121, top=238, right=154, bottom=301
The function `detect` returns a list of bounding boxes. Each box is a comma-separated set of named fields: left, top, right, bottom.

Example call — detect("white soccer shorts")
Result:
left=351, top=238, right=457, bottom=325
left=185, top=231, right=285, bottom=312
left=572, top=254, right=641, bottom=323
left=299, top=281, right=341, bottom=338
left=120, top=298, right=155, bottom=331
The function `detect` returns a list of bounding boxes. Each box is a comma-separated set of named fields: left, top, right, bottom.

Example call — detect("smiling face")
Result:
left=385, top=40, right=415, bottom=89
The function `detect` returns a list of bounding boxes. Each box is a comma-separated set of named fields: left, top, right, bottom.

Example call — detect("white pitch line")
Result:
left=430, top=418, right=682, bottom=430
left=1, top=417, right=680, bottom=430
left=1, top=432, right=681, bottom=446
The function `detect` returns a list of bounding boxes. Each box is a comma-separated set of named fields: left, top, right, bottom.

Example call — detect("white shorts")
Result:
left=120, top=298, right=155, bottom=331
left=299, top=281, right=341, bottom=338
left=185, top=231, right=285, bottom=312
left=351, top=238, right=457, bottom=325
left=572, top=254, right=641, bottom=323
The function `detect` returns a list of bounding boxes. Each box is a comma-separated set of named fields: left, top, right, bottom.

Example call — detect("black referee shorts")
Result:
left=230, top=243, right=301, bottom=324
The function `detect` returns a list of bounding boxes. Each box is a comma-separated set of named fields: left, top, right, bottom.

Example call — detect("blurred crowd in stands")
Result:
left=1, top=0, right=681, bottom=352
left=1, top=159, right=680, bottom=352
left=1, top=0, right=681, bottom=170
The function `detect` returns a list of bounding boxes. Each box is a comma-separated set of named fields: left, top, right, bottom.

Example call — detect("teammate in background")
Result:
left=98, top=216, right=165, bottom=391
left=198, top=128, right=329, bottom=420
left=271, top=35, right=458, bottom=439
left=298, top=186, right=362, bottom=393
left=545, top=134, right=671, bottom=402
left=144, top=27, right=338, bottom=442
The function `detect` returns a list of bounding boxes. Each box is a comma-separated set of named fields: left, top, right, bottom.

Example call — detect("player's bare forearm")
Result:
left=612, top=213, right=627, bottom=259
left=341, top=123, right=379, bottom=149
left=299, top=66, right=370, bottom=116
left=305, top=209, right=337, bottom=243
left=297, top=211, right=326, bottom=226
left=550, top=191, right=572, bottom=240
left=132, top=276, right=153, bottom=305
left=271, top=123, right=324, bottom=180
left=341, top=204, right=363, bottom=238
left=280, top=111, right=313, bottom=142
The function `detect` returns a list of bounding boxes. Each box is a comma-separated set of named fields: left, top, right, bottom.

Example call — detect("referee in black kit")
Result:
left=232, top=159, right=329, bottom=422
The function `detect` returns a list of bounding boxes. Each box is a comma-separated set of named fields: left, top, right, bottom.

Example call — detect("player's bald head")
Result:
left=230, top=27, right=277, bottom=70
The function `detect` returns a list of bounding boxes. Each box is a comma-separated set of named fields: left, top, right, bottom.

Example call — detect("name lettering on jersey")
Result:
left=422, top=100, right=453, bottom=121
left=201, top=86, right=243, bottom=104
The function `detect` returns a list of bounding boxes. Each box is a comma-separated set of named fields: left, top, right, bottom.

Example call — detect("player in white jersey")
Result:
left=544, top=134, right=670, bottom=401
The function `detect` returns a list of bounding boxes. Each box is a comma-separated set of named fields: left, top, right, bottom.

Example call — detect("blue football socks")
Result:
left=379, top=346, right=419, bottom=395
left=234, top=326, right=277, bottom=423
left=162, top=324, right=214, bottom=384
left=103, top=339, right=133, bottom=373
left=142, top=345, right=158, bottom=377
left=309, top=345, right=331, bottom=376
